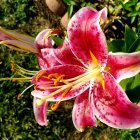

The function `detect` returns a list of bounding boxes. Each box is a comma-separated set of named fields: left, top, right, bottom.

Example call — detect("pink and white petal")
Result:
left=34, top=29, right=53, bottom=51
left=99, top=7, right=108, bottom=24
left=72, top=90, right=96, bottom=132
left=107, top=52, right=140, bottom=82
left=33, top=97, right=48, bottom=126
left=34, top=29, right=60, bottom=68
left=68, top=7, right=108, bottom=68
left=38, top=48, right=60, bottom=69
left=53, top=39, right=82, bottom=66
left=93, top=72, right=140, bottom=129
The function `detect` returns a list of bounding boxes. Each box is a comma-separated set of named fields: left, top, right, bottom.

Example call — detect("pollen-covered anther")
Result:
left=34, top=85, right=37, bottom=90
left=54, top=74, right=65, bottom=86
left=47, top=73, right=65, bottom=86
left=35, top=70, right=47, bottom=82
left=51, top=86, right=72, bottom=111
left=47, top=73, right=59, bottom=79
left=11, top=60, right=16, bottom=73
left=17, top=93, right=23, bottom=100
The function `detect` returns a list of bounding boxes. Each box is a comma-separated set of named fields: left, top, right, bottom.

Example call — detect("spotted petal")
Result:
left=35, top=29, right=60, bottom=69
left=33, top=97, right=48, bottom=126
left=107, top=52, right=140, bottom=82
left=53, top=39, right=82, bottom=66
left=93, top=72, right=140, bottom=129
left=72, top=90, right=96, bottom=132
left=68, top=7, right=108, bottom=68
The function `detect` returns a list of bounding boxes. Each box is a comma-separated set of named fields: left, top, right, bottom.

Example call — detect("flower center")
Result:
left=36, top=67, right=102, bottom=107
left=35, top=52, right=105, bottom=108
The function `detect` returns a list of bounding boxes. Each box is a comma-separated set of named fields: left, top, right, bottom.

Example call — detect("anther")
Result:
left=47, top=73, right=59, bottom=79
left=51, top=86, right=72, bottom=111
left=104, top=66, right=110, bottom=71
left=35, top=70, right=46, bottom=82
left=54, top=74, right=65, bottom=86
left=17, top=93, right=22, bottom=100
left=11, top=60, right=16, bottom=73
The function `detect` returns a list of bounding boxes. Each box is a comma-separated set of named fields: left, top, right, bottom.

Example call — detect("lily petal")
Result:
left=53, top=39, right=82, bottom=66
left=35, top=29, right=60, bottom=69
left=0, top=40, right=36, bottom=53
left=34, top=29, right=53, bottom=52
left=38, top=48, right=60, bottom=69
left=72, top=90, right=96, bottom=132
left=107, top=52, right=140, bottom=82
left=68, top=7, right=108, bottom=68
left=33, top=97, right=48, bottom=126
left=93, top=72, right=140, bottom=129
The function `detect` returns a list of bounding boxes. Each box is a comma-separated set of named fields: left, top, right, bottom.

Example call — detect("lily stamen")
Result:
left=35, top=70, right=47, bottom=81
left=0, top=77, right=32, bottom=81
left=47, top=73, right=59, bottom=79
left=51, top=86, right=72, bottom=111
left=37, top=67, right=102, bottom=106
left=54, top=74, right=65, bottom=86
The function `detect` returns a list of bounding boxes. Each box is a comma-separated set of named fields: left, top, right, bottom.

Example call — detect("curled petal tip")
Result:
left=99, top=7, right=107, bottom=24
left=33, top=97, right=48, bottom=126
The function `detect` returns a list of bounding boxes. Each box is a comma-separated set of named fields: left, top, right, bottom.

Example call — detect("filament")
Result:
left=0, top=77, right=31, bottom=81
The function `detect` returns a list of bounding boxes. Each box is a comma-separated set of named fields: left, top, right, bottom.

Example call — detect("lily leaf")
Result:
left=124, top=25, right=138, bottom=52
left=120, top=73, right=140, bottom=103
left=51, top=36, right=64, bottom=46
left=68, top=5, right=74, bottom=18
left=128, top=10, right=140, bottom=17
left=128, top=36, right=140, bottom=52
left=108, top=39, right=125, bottom=52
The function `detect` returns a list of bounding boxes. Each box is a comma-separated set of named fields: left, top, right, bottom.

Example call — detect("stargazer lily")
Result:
left=31, top=7, right=140, bottom=132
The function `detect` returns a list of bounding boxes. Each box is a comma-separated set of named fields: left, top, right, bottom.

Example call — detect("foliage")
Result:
left=0, top=0, right=36, bottom=29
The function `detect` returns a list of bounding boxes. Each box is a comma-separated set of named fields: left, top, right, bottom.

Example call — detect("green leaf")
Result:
left=120, top=73, right=140, bottom=103
left=63, top=0, right=75, bottom=5
left=128, top=36, right=140, bottom=52
left=107, top=39, right=125, bottom=52
left=124, top=25, right=138, bottom=52
left=123, top=1, right=137, bottom=11
left=68, top=5, right=73, bottom=18
left=51, top=36, right=64, bottom=46
left=128, top=10, right=140, bottom=17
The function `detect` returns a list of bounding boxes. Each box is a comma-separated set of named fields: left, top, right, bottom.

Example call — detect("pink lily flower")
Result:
left=32, top=7, right=140, bottom=132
